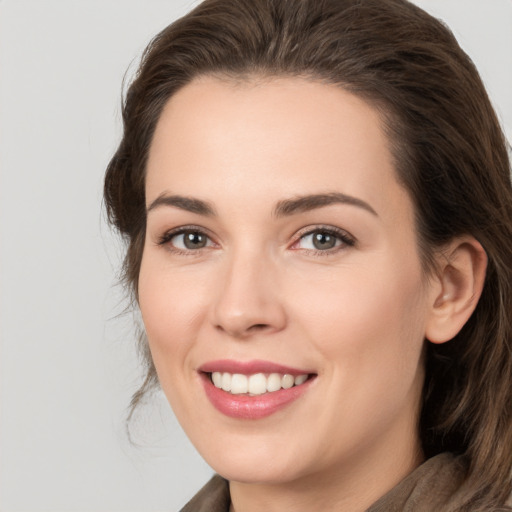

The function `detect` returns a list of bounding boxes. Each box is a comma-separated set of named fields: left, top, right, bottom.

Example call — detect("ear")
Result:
left=425, top=237, right=487, bottom=344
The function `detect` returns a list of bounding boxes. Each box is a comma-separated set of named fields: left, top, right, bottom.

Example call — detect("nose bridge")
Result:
left=211, top=243, right=286, bottom=338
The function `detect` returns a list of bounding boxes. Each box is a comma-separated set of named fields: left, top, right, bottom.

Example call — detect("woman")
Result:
left=104, top=0, right=512, bottom=510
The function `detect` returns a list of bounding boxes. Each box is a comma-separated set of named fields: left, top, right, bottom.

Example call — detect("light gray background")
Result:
left=0, top=1, right=511, bottom=510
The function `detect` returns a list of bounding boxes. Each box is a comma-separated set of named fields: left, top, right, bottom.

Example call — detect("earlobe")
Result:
left=425, top=237, right=487, bottom=344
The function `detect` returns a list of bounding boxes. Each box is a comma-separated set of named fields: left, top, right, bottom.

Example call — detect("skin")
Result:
left=138, top=76, right=486, bottom=511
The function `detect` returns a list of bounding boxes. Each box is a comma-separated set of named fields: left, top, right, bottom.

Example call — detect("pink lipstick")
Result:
left=198, top=360, right=316, bottom=419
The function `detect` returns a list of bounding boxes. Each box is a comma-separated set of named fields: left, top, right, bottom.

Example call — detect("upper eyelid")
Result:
left=297, top=225, right=350, bottom=235
left=160, top=224, right=213, bottom=236
left=293, top=225, right=355, bottom=242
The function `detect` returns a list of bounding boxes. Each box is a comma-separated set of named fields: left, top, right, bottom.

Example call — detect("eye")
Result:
left=158, top=228, right=214, bottom=251
left=294, top=227, right=355, bottom=252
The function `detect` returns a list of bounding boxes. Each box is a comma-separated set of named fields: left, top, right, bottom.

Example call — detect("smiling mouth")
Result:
left=208, top=371, right=313, bottom=395
left=200, top=363, right=317, bottom=419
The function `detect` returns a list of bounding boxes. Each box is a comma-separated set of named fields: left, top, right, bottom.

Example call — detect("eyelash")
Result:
left=292, top=225, right=356, bottom=255
left=156, top=225, right=356, bottom=256
left=157, top=225, right=216, bottom=256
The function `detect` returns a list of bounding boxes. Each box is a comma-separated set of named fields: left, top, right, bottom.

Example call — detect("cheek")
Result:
left=137, top=255, right=210, bottom=371
left=284, top=259, right=428, bottom=453
left=288, top=255, right=428, bottom=390
left=137, top=255, right=215, bottom=426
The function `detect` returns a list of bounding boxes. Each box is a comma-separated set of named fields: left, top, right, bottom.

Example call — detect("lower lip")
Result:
left=200, top=373, right=314, bottom=420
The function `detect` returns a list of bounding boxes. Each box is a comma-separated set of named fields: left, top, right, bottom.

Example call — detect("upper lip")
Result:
left=198, top=359, right=314, bottom=376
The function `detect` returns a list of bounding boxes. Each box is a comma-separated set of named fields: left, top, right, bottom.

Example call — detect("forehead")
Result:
left=145, top=76, right=411, bottom=225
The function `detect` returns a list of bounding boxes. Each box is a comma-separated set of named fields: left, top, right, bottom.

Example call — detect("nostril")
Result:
left=214, top=322, right=271, bottom=338
left=249, top=323, right=270, bottom=331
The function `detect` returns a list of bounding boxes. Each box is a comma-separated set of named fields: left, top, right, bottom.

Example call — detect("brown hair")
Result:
left=104, top=0, right=512, bottom=507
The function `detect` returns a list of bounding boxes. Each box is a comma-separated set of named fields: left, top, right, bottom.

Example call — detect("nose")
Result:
left=211, top=250, right=287, bottom=339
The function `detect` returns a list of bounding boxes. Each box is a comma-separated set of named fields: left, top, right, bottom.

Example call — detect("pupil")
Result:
left=184, top=231, right=206, bottom=249
left=313, top=232, right=335, bottom=250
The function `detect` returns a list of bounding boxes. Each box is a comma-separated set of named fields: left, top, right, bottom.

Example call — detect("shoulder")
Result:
left=368, top=453, right=512, bottom=512
left=180, top=474, right=230, bottom=512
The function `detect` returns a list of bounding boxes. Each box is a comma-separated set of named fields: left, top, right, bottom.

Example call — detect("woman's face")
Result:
left=139, top=77, right=435, bottom=485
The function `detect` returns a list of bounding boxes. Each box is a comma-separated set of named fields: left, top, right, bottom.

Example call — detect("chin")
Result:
left=210, top=457, right=305, bottom=485
left=191, top=429, right=309, bottom=484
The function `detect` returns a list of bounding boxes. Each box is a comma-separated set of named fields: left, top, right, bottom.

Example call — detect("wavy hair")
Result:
left=104, top=0, right=512, bottom=507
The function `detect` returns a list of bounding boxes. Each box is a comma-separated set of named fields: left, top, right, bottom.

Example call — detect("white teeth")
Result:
left=248, top=373, right=267, bottom=395
left=294, top=374, right=308, bottom=386
left=231, top=374, right=248, bottom=394
left=267, top=373, right=282, bottom=392
left=212, top=372, right=223, bottom=388
left=211, top=371, right=309, bottom=395
left=282, top=374, right=294, bottom=389
left=221, top=372, right=231, bottom=392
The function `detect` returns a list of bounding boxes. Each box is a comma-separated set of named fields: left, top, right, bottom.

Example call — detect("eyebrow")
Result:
left=273, top=192, right=377, bottom=217
left=147, top=194, right=216, bottom=216
left=146, top=191, right=377, bottom=218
